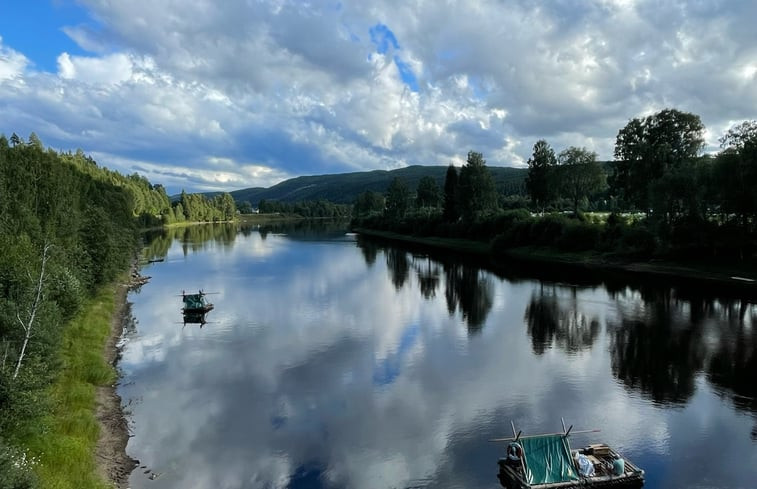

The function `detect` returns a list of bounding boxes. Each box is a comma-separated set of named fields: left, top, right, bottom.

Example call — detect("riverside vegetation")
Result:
left=0, top=133, right=235, bottom=489
left=352, top=110, right=757, bottom=275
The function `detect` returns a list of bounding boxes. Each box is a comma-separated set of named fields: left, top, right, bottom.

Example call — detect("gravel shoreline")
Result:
left=95, top=263, right=140, bottom=487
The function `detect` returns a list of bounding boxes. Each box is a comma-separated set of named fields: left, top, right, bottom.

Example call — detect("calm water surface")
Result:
left=120, top=223, right=757, bottom=489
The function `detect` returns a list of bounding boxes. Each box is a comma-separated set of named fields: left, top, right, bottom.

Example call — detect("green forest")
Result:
left=353, top=110, right=757, bottom=264
left=0, top=133, right=236, bottom=488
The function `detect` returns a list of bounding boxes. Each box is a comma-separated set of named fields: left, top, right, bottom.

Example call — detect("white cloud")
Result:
left=1, top=1, right=757, bottom=192
left=0, top=37, right=29, bottom=81
left=61, top=25, right=105, bottom=53
left=56, top=52, right=134, bottom=85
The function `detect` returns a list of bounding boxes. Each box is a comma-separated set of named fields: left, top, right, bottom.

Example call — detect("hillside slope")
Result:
left=230, top=165, right=528, bottom=204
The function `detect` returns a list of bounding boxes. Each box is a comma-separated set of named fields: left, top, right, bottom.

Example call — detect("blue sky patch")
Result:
left=368, top=23, right=418, bottom=92
left=372, top=322, right=420, bottom=386
left=394, top=55, right=419, bottom=92
left=467, top=75, right=490, bottom=99
left=0, top=1, right=94, bottom=72
left=369, top=23, right=399, bottom=54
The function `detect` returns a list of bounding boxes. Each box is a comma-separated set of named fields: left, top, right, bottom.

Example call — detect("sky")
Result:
left=1, top=1, right=756, bottom=195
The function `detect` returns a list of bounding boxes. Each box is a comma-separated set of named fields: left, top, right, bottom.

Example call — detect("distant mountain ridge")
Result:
left=222, top=165, right=528, bottom=205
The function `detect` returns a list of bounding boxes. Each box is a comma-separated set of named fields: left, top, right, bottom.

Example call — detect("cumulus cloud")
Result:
left=0, top=37, right=29, bottom=81
left=1, top=0, right=756, bottom=192
left=57, top=52, right=134, bottom=85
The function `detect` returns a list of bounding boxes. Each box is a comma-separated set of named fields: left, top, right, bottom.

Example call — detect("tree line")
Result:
left=0, top=133, right=234, bottom=486
left=0, top=133, right=149, bottom=486
left=256, top=199, right=352, bottom=218
left=164, top=191, right=237, bottom=224
left=352, top=110, right=757, bottom=261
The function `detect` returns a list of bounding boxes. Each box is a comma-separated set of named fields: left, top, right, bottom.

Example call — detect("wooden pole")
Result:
left=488, top=429, right=600, bottom=442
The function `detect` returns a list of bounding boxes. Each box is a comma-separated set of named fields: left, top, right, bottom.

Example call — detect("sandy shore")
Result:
left=95, top=264, right=140, bottom=487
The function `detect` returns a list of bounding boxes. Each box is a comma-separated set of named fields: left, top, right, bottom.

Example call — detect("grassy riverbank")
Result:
left=13, top=280, right=126, bottom=489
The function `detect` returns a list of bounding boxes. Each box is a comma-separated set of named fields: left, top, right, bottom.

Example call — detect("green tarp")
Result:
left=183, top=294, right=205, bottom=309
left=521, top=435, right=580, bottom=485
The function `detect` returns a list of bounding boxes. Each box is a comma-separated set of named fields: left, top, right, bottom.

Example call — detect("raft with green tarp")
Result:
left=520, top=434, right=579, bottom=485
left=496, top=423, right=644, bottom=489
left=181, top=291, right=214, bottom=314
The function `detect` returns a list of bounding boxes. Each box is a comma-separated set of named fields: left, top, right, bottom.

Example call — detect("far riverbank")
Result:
left=354, top=228, right=757, bottom=294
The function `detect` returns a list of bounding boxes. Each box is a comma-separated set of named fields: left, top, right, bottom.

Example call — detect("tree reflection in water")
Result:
left=444, top=263, right=493, bottom=334
left=607, top=288, right=706, bottom=405
left=413, top=255, right=440, bottom=299
left=517, top=278, right=757, bottom=434
left=704, top=298, right=757, bottom=428
left=141, top=223, right=239, bottom=260
left=353, top=239, right=494, bottom=333
left=356, top=236, right=379, bottom=267
left=349, top=234, right=757, bottom=426
left=386, top=248, right=410, bottom=289
left=606, top=286, right=757, bottom=424
left=524, top=285, right=599, bottom=355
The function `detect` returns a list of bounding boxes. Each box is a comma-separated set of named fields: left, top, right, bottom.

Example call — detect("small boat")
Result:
left=495, top=420, right=644, bottom=489
left=182, top=312, right=208, bottom=326
left=181, top=290, right=214, bottom=314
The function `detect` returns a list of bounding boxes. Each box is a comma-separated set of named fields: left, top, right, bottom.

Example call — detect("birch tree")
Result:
left=12, top=243, right=52, bottom=379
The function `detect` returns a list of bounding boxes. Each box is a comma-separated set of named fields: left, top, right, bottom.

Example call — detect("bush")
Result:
left=493, top=209, right=531, bottom=228
left=558, top=221, right=601, bottom=251
left=0, top=438, right=40, bottom=489
left=619, top=223, right=657, bottom=255
left=529, top=214, right=569, bottom=246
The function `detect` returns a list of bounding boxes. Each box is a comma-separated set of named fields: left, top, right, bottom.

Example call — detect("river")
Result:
left=119, top=222, right=757, bottom=489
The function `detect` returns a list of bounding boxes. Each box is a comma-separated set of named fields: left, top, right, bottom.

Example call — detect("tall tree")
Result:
left=556, top=146, right=606, bottom=215
left=458, top=151, right=497, bottom=220
left=13, top=243, right=52, bottom=379
left=215, top=193, right=237, bottom=221
left=442, top=164, right=459, bottom=222
left=385, top=177, right=410, bottom=219
left=354, top=191, right=385, bottom=217
left=28, top=132, right=43, bottom=150
left=416, top=175, right=441, bottom=210
left=720, top=120, right=757, bottom=150
left=714, top=120, right=757, bottom=229
left=526, top=140, right=557, bottom=212
left=612, top=108, right=704, bottom=214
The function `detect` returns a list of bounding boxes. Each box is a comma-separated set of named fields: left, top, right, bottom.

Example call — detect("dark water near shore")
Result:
left=121, top=222, right=757, bottom=489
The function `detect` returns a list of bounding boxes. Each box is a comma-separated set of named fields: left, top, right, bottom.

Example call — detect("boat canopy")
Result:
left=183, top=294, right=206, bottom=309
left=521, top=434, right=580, bottom=485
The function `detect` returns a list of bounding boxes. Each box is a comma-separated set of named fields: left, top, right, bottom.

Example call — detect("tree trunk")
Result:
left=1, top=340, right=8, bottom=371
left=12, top=243, right=51, bottom=379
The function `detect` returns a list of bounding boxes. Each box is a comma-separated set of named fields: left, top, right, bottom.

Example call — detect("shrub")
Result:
left=619, top=223, right=657, bottom=255
left=558, top=221, right=601, bottom=251
left=529, top=214, right=569, bottom=246
left=0, top=438, right=40, bottom=489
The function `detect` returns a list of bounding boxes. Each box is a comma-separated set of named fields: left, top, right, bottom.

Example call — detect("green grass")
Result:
left=19, top=283, right=120, bottom=489
left=237, top=213, right=300, bottom=223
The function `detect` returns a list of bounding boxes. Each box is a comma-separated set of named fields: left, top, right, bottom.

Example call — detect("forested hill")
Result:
left=228, top=165, right=529, bottom=205
left=0, top=132, right=242, bottom=486
left=0, top=133, right=178, bottom=486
